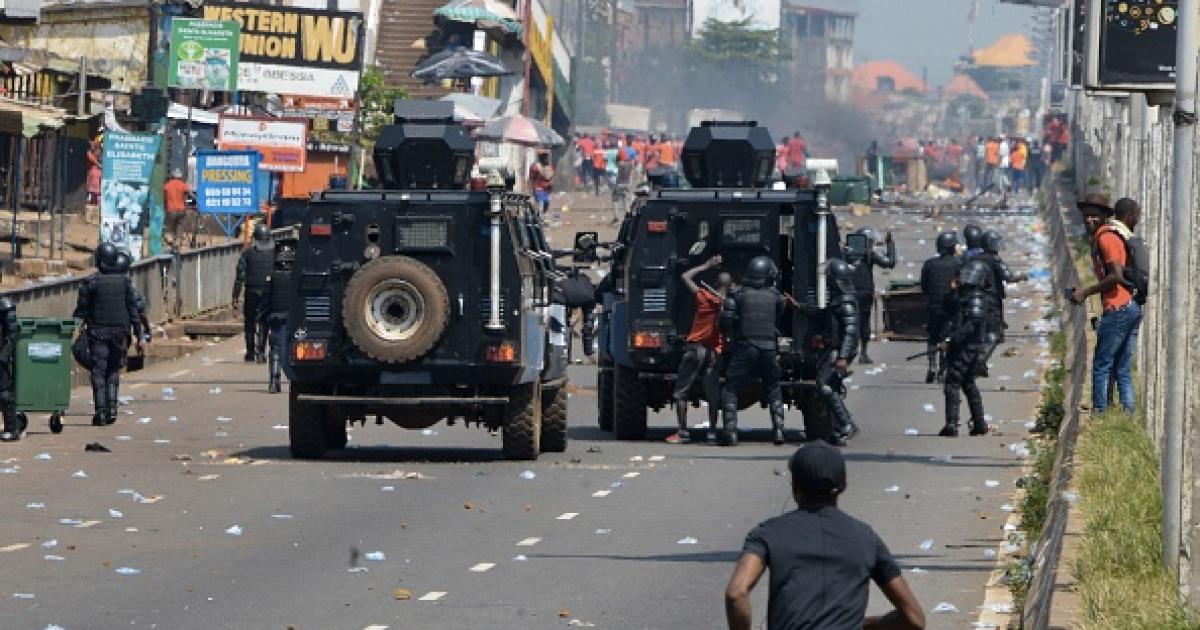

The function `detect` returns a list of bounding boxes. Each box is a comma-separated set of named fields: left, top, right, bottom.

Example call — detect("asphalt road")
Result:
left=0, top=199, right=1054, bottom=630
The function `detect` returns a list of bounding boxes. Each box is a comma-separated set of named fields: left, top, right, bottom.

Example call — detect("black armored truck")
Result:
left=283, top=102, right=572, bottom=460
left=593, top=121, right=848, bottom=441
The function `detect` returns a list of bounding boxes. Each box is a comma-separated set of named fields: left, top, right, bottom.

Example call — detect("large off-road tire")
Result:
left=541, top=385, right=568, bottom=453
left=289, top=385, right=327, bottom=459
left=342, top=256, right=449, bottom=364
left=613, top=365, right=648, bottom=441
left=597, top=369, right=614, bottom=431
left=502, top=380, right=542, bottom=460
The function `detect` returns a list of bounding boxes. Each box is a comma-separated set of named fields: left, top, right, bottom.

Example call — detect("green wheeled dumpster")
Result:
left=15, top=318, right=77, bottom=434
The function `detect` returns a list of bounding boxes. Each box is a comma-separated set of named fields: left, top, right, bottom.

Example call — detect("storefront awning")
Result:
left=0, top=97, right=65, bottom=137
left=434, top=0, right=523, bottom=37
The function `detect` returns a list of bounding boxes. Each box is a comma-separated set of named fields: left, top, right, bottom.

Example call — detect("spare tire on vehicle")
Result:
left=342, top=256, right=449, bottom=364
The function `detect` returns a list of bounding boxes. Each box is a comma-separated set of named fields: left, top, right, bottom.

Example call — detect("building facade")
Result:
left=781, top=3, right=855, bottom=105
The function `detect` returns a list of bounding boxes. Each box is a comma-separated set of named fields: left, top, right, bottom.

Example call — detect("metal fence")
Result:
left=1, top=238, right=246, bottom=323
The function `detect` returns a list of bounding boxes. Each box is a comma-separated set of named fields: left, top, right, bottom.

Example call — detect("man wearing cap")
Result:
left=1071, top=194, right=1142, bottom=413
left=163, top=168, right=193, bottom=249
left=725, top=442, right=925, bottom=630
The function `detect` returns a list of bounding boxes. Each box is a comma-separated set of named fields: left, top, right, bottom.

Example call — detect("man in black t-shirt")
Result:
left=725, top=443, right=925, bottom=630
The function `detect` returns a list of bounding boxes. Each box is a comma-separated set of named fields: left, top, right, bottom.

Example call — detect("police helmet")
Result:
left=959, top=259, right=990, bottom=288
left=963, top=224, right=985, bottom=250
left=114, top=251, right=131, bottom=274
left=253, top=222, right=271, bottom=243
left=742, top=256, right=778, bottom=289
left=935, top=232, right=957, bottom=255
left=95, top=242, right=120, bottom=273
left=984, top=230, right=1003, bottom=253
left=827, top=258, right=857, bottom=295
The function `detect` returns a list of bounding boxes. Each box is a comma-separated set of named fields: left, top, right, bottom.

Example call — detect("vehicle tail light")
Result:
left=293, top=340, right=328, bottom=361
left=486, top=342, right=516, bottom=363
left=310, top=224, right=332, bottom=236
left=810, top=336, right=826, bottom=350
left=631, top=331, right=663, bottom=349
left=646, top=220, right=668, bottom=233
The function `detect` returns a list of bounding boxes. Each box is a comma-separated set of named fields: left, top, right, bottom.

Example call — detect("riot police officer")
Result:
left=719, top=256, right=787, bottom=447
left=73, top=243, right=144, bottom=426
left=821, top=259, right=862, bottom=445
left=233, top=223, right=274, bottom=362
left=976, top=230, right=1027, bottom=367
left=939, top=260, right=991, bottom=437
left=920, top=232, right=961, bottom=383
left=845, top=228, right=895, bottom=364
left=259, top=240, right=296, bottom=393
left=0, top=297, right=21, bottom=441
left=963, top=224, right=986, bottom=258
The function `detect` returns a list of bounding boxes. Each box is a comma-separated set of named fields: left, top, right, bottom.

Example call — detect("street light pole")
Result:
left=1162, top=0, right=1198, bottom=578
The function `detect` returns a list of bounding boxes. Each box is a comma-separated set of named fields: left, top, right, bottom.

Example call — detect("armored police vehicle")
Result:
left=283, top=102, right=571, bottom=460
left=592, top=121, right=846, bottom=440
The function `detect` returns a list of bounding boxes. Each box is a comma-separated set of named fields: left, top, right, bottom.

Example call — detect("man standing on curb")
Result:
left=1072, top=194, right=1143, bottom=413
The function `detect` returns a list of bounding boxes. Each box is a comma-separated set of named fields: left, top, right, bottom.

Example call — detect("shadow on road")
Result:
left=235, top=444, right=505, bottom=464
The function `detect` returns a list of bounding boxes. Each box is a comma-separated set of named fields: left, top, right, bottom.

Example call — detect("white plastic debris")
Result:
left=137, top=417, right=151, bottom=424
left=12, top=593, right=35, bottom=599
left=932, top=602, right=959, bottom=614
left=162, top=387, right=175, bottom=400
left=595, top=529, right=612, bottom=535
left=0, top=467, right=20, bottom=474
left=43, top=555, right=65, bottom=562
left=380, top=486, right=395, bottom=492
left=1001, top=503, right=1016, bottom=512
left=225, top=525, right=243, bottom=536
left=216, top=416, right=232, bottom=423
left=918, top=539, right=935, bottom=552
left=904, top=428, right=919, bottom=436
left=421, top=429, right=438, bottom=436
left=115, top=435, right=132, bottom=441
left=519, top=470, right=537, bottom=480
left=71, top=470, right=88, bottom=479
left=364, top=551, right=386, bottom=561
left=930, top=454, right=953, bottom=463
left=41, top=540, right=57, bottom=548
left=1062, top=490, right=1080, bottom=503
left=168, top=416, right=179, bottom=423
left=985, top=480, right=1000, bottom=488
left=271, top=514, right=294, bottom=520
left=209, top=387, right=222, bottom=395
left=117, top=396, right=133, bottom=405
left=214, top=431, right=229, bottom=438
left=108, top=509, right=124, bottom=519
left=983, top=548, right=997, bottom=559
left=885, top=485, right=900, bottom=493
left=34, top=453, right=51, bottom=461
left=1024, top=420, right=1037, bottom=429
left=58, top=518, right=81, bottom=526
left=26, top=502, right=45, bottom=510
left=677, top=537, right=698, bottom=545
left=114, top=567, right=142, bottom=575
left=511, top=554, right=528, bottom=562
left=922, top=404, right=936, bottom=413
left=908, top=567, right=928, bottom=575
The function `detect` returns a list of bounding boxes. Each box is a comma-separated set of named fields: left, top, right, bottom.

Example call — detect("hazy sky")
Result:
left=798, top=0, right=1042, bottom=86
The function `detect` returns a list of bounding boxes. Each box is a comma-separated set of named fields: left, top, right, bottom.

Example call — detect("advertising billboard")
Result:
left=196, top=151, right=261, bottom=215
left=100, top=132, right=162, bottom=261
left=279, top=95, right=357, bottom=134
left=692, top=0, right=781, bottom=35
left=217, top=116, right=308, bottom=173
left=202, top=2, right=364, bottom=98
left=1086, top=0, right=1178, bottom=90
left=168, top=18, right=240, bottom=91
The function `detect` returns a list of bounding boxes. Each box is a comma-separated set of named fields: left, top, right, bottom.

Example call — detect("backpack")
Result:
left=1099, top=228, right=1150, bottom=305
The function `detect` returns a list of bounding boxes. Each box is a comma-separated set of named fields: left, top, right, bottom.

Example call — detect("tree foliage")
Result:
left=359, top=66, right=409, bottom=144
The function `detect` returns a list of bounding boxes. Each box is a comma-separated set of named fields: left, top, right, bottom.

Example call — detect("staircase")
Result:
left=374, top=0, right=451, bottom=100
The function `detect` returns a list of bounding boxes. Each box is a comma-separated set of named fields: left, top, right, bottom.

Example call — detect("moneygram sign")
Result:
left=217, top=116, right=308, bottom=173
left=202, top=2, right=363, bottom=98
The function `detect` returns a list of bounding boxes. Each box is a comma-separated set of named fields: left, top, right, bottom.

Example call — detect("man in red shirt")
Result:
left=669, top=255, right=732, bottom=444
left=1071, top=194, right=1142, bottom=412
left=576, top=134, right=596, bottom=192
left=163, top=168, right=193, bottom=249
left=786, top=132, right=807, bottom=173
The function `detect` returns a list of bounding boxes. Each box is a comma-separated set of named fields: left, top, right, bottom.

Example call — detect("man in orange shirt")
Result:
left=983, top=137, right=1000, bottom=189
left=656, top=136, right=678, bottom=169
left=669, top=255, right=732, bottom=444
left=786, top=132, right=806, bottom=174
left=1071, top=194, right=1142, bottom=413
left=163, top=168, right=193, bottom=249
left=576, top=134, right=596, bottom=192
left=1010, top=139, right=1028, bottom=194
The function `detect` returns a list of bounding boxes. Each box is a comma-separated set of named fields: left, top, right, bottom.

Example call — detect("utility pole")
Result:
left=1162, top=0, right=1198, bottom=579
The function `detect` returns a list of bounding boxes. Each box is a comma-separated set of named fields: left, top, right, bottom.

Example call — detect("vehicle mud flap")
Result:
left=289, top=385, right=327, bottom=459
left=597, top=368, right=614, bottom=431
left=541, top=384, right=568, bottom=453
left=799, top=391, right=836, bottom=443
left=613, top=365, right=648, bottom=441
left=325, top=410, right=348, bottom=451
left=503, top=379, right=542, bottom=460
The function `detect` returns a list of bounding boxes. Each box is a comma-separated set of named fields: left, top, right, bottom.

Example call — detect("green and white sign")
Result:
left=168, top=18, right=240, bottom=92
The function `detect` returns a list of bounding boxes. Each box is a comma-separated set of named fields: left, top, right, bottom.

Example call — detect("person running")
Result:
left=668, top=256, right=732, bottom=444
left=725, top=442, right=926, bottom=630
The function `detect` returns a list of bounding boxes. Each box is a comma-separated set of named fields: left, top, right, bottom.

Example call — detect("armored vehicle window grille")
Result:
left=396, top=218, right=451, bottom=250
left=642, top=288, right=668, bottom=313
left=722, top=219, right=764, bottom=245
left=305, top=296, right=332, bottom=321
left=481, top=294, right=507, bottom=318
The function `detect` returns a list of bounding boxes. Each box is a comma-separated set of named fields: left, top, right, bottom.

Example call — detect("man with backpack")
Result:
left=1071, top=195, right=1147, bottom=413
